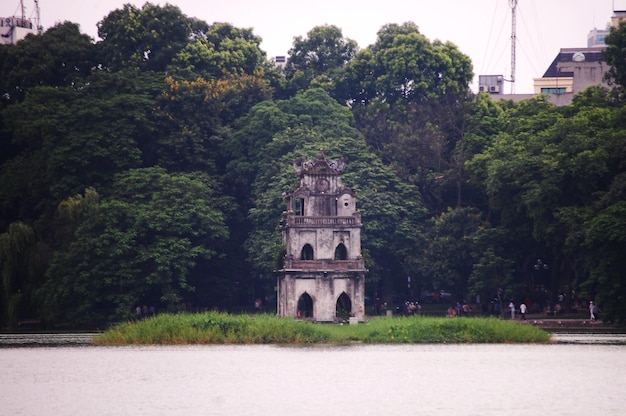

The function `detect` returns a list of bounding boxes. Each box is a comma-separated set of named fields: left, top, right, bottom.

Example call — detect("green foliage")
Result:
left=0, top=222, right=39, bottom=328
left=604, top=21, right=626, bottom=93
left=0, top=77, right=153, bottom=230
left=170, top=22, right=268, bottom=80
left=342, top=22, right=473, bottom=105
left=0, top=22, right=95, bottom=103
left=284, top=24, right=358, bottom=97
left=97, top=2, right=205, bottom=72
left=1, top=4, right=626, bottom=327
left=40, top=168, right=230, bottom=326
left=242, top=89, right=427, bottom=293
left=467, top=91, right=626, bottom=320
left=95, top=312, right=550, bottom=345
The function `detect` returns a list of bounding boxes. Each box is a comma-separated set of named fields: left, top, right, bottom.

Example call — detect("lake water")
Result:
left=1, top=338, right=625, bottom=416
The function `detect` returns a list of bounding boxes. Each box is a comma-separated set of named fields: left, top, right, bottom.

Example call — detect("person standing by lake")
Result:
left=508, top=301, right=515, bottom=319
left=589, top=301, right=595, bottom=321
left=519, top=303, right=527, bottom=320
left=589, top=301, right=600, bottom=321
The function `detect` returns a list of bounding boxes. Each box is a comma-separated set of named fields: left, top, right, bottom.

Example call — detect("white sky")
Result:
left=1, top=0, right=620, bottom=94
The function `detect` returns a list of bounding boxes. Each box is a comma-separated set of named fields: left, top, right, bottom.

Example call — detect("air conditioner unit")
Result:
left=479, top=85, right=488, bottom=92
left=489, top=85, right=500, bottom=93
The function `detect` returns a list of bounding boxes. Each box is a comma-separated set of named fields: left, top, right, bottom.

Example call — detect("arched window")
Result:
left=300, top=244, right=314, bottom=260
left=297, top=293, right=314, bottom=318
left=334, top=243, right=347, bottom=260
left=336, top=292, right=352, bottom=319
left=295, top=198, right=305, bottom=216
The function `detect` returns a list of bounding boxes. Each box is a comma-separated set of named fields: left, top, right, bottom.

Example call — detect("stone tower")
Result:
left=277, top=150, right=366, bottom=322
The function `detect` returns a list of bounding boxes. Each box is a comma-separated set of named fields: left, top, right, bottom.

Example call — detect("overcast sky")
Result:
left=1, top=0, right=620, bottom=94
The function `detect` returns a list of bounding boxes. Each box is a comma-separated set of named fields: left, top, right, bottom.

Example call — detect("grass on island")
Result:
left=93, top=311, right=551, bottom=345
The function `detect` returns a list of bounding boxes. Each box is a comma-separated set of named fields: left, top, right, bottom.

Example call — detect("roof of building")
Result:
left=542, top=47, right=606, bottom=78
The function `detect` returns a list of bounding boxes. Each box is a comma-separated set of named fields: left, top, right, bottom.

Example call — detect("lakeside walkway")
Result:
left=509, top=313, right=618, bottom=331
left=0, top=333, right=98, bottom=347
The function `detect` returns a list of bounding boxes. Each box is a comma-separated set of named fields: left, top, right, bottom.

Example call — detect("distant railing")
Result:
left=291, top=216, right=357, bottom=226
left=283, top=259, right=365, bottom=271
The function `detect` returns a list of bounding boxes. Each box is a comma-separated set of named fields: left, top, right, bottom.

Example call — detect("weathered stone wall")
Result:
left=278, top=274, right=365, bottom=322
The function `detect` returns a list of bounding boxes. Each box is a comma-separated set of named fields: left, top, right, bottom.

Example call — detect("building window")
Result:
left=541, top=87, right=566, bottom=95
left=334, top=243, right=348, bottom=260
left=300, top=244, right=314, bottom=260
left=295, top=198, right=304, bottom=216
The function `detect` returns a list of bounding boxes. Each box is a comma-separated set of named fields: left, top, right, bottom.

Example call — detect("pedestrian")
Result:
left=462, top=302, right=471, bottom=317
left=519, top=302, right=527, bottom=320
left=589, top=301, right=595, bottom=321
left=508, top=301, right=515, bottom=319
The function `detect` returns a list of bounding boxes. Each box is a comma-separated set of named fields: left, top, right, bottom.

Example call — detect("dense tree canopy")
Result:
left=284, top=24, right=358, bottom=97
left=342, top=22, right=473, bottom=105
left=1, top=4, right=625, bottom=327
left=41, top=168, right=230, bottom=325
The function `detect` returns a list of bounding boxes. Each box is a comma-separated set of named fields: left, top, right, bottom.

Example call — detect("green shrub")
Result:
left=94, top=313, right=551, bottom=345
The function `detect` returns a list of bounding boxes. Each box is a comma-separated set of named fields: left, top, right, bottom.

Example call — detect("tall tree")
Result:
left=0, top=222, right=46, bottom=328
left=170, top=22, right=268, bottom=80
left=284, top=24, right=358, bottom=98
left=97, top=3, right=207, bottom=72
left=343, top=22, right=474, bottom=214
left=40, top=168, right=229, bottom=326
left=342, top=22, right=472, bottom=105
left=0, top=74, right=157, bottom=229
left=604, top=20, right=626, bottom=94
left=0, top=22, right=95, bottom=103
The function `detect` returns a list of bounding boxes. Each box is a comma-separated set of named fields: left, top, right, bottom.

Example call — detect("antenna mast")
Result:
left=509, top=0, right=517, bottom=94
left=34, top=0, right=42, bottom=33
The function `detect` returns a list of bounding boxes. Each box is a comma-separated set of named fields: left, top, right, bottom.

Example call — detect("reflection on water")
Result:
left=1, top=342, right=625, bottom=416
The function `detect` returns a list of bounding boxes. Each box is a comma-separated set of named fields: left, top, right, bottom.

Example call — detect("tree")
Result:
left=170, top=22, right=268, bottom=80
left=467, top=92, right=626, bottom=319
left=97, top=3, right=206, bottom=72
left=40, top=168, right=229, bottom=326
left=0, top=22, right=96, bottom=168
left=582, top=200, right=626, bottom=322
left=0, top=22, right=95, bottom=103
left=0, top=222, right=47, bottom=328
left=154, top=71, right=272, bottom=174
left=341, top=22, right=474, bottom=214
left=417, top=207, right=508, bottom=300
left=284, top=24, right=358, bottom=97
left=342, top=22, right=472, bottom=105
left=0, top=73, right=158, bottom=229
left=604, top=21, right=626, bottom=93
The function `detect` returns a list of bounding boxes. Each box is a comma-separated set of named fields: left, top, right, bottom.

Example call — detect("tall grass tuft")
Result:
left=94, top=313, right=551, bottom=345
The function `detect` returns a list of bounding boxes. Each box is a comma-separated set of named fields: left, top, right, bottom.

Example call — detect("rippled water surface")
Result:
left=1, top=342, right=625, bottom=415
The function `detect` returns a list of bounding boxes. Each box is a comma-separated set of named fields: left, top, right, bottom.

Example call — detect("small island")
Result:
left=94, top=312, right=551, bottom=345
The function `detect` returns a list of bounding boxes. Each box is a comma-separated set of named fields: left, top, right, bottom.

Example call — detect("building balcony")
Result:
left=282, top=258, right=366, bottom=272
left=281, top=214, right=361, bottom=228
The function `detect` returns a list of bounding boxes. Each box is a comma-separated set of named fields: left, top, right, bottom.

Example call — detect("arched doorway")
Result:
left=336, top=292, right=352, bottom=320
left=334, top=243, right=348, bottom=260
left=297, top=293, right=313, bottom=318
